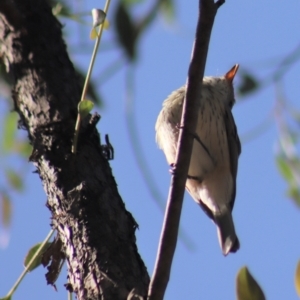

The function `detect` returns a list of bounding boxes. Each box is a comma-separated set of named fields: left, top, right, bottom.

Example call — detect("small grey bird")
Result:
left=155, top=65, right=241, bottom=256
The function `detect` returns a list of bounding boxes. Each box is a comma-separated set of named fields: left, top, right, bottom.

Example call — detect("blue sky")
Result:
left=1, top=0, right=300, bottom=299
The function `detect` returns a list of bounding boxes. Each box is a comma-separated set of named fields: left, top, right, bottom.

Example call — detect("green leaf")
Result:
left=276, top=156, right=294, bottom=182
left=24, top=242, right=51, bottom=272
left=160, top=0, right=175, bottom=21
left=287, top=186, right=300, bottom=207
left=0, top=295, right=12, bottom=300
left=1, top=193, right=12, bottom=228
left=78, top=100, right=94, bottom=119
left=90, top=28, right=98, bottom=40
left=1, top=112, right=18, bottom=153
left=121, top=0, right=144, bottom=5
left=14, top=140, right=32, bottom=158
left=236, top=267, right=265, bottom=300
left=237, top=71, right=259, bottom=96
left=5, top=169, right=23, bottom=192
left=51, top=1, right=71, bottom=18
left=295, top=260, right=300, bottom=296
left=114, top=2, right=138, bottom=60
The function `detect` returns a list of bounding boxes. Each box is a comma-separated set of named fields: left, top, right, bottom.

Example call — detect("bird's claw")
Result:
left=169, top=163, right=176, bottom=175
left=169, top=163, right=201, bottom=181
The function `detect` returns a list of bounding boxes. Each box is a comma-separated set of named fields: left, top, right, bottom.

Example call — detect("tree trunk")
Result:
left=0, top=1, right=149, bottom=299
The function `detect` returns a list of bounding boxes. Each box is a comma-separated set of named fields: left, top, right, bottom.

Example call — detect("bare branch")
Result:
left=148, top=1, right=224, bottom=299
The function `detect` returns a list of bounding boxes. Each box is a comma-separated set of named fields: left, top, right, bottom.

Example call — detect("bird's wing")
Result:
left=224, top=108, right=241, bottom=211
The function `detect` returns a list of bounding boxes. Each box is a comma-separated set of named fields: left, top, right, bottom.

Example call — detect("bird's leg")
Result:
left=169, top=163, right=201, bottom=181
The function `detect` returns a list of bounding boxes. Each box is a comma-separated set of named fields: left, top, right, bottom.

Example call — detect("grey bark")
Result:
left=0, top=0, right=149, bottom=299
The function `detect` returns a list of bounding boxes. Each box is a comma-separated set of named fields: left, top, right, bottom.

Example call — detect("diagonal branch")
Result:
left=0, top=1, right=149, bottom=299
left=147, top=1, right=224, bottom=299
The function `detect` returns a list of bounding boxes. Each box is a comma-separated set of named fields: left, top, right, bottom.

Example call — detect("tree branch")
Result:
left=0, top=1, right=149, bottom=299
left=148, top=1, right=224, bottom=299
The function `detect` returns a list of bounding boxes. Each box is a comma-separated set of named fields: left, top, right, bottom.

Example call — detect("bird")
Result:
left=155, top=65, right=241, bottom=256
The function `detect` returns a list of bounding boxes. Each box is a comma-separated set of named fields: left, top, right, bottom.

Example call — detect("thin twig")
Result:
left=72, top=0, right=111, bottom=154
left=5, top=229, right=54, bottom=299
left=147, top=1, right=224, bottom=299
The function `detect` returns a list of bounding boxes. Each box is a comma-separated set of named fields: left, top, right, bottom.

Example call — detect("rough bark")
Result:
left=0, top=1, right=149, bottom=299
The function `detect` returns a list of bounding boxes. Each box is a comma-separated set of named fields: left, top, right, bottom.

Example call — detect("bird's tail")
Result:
left=214, top=210, right=239, bottom=256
